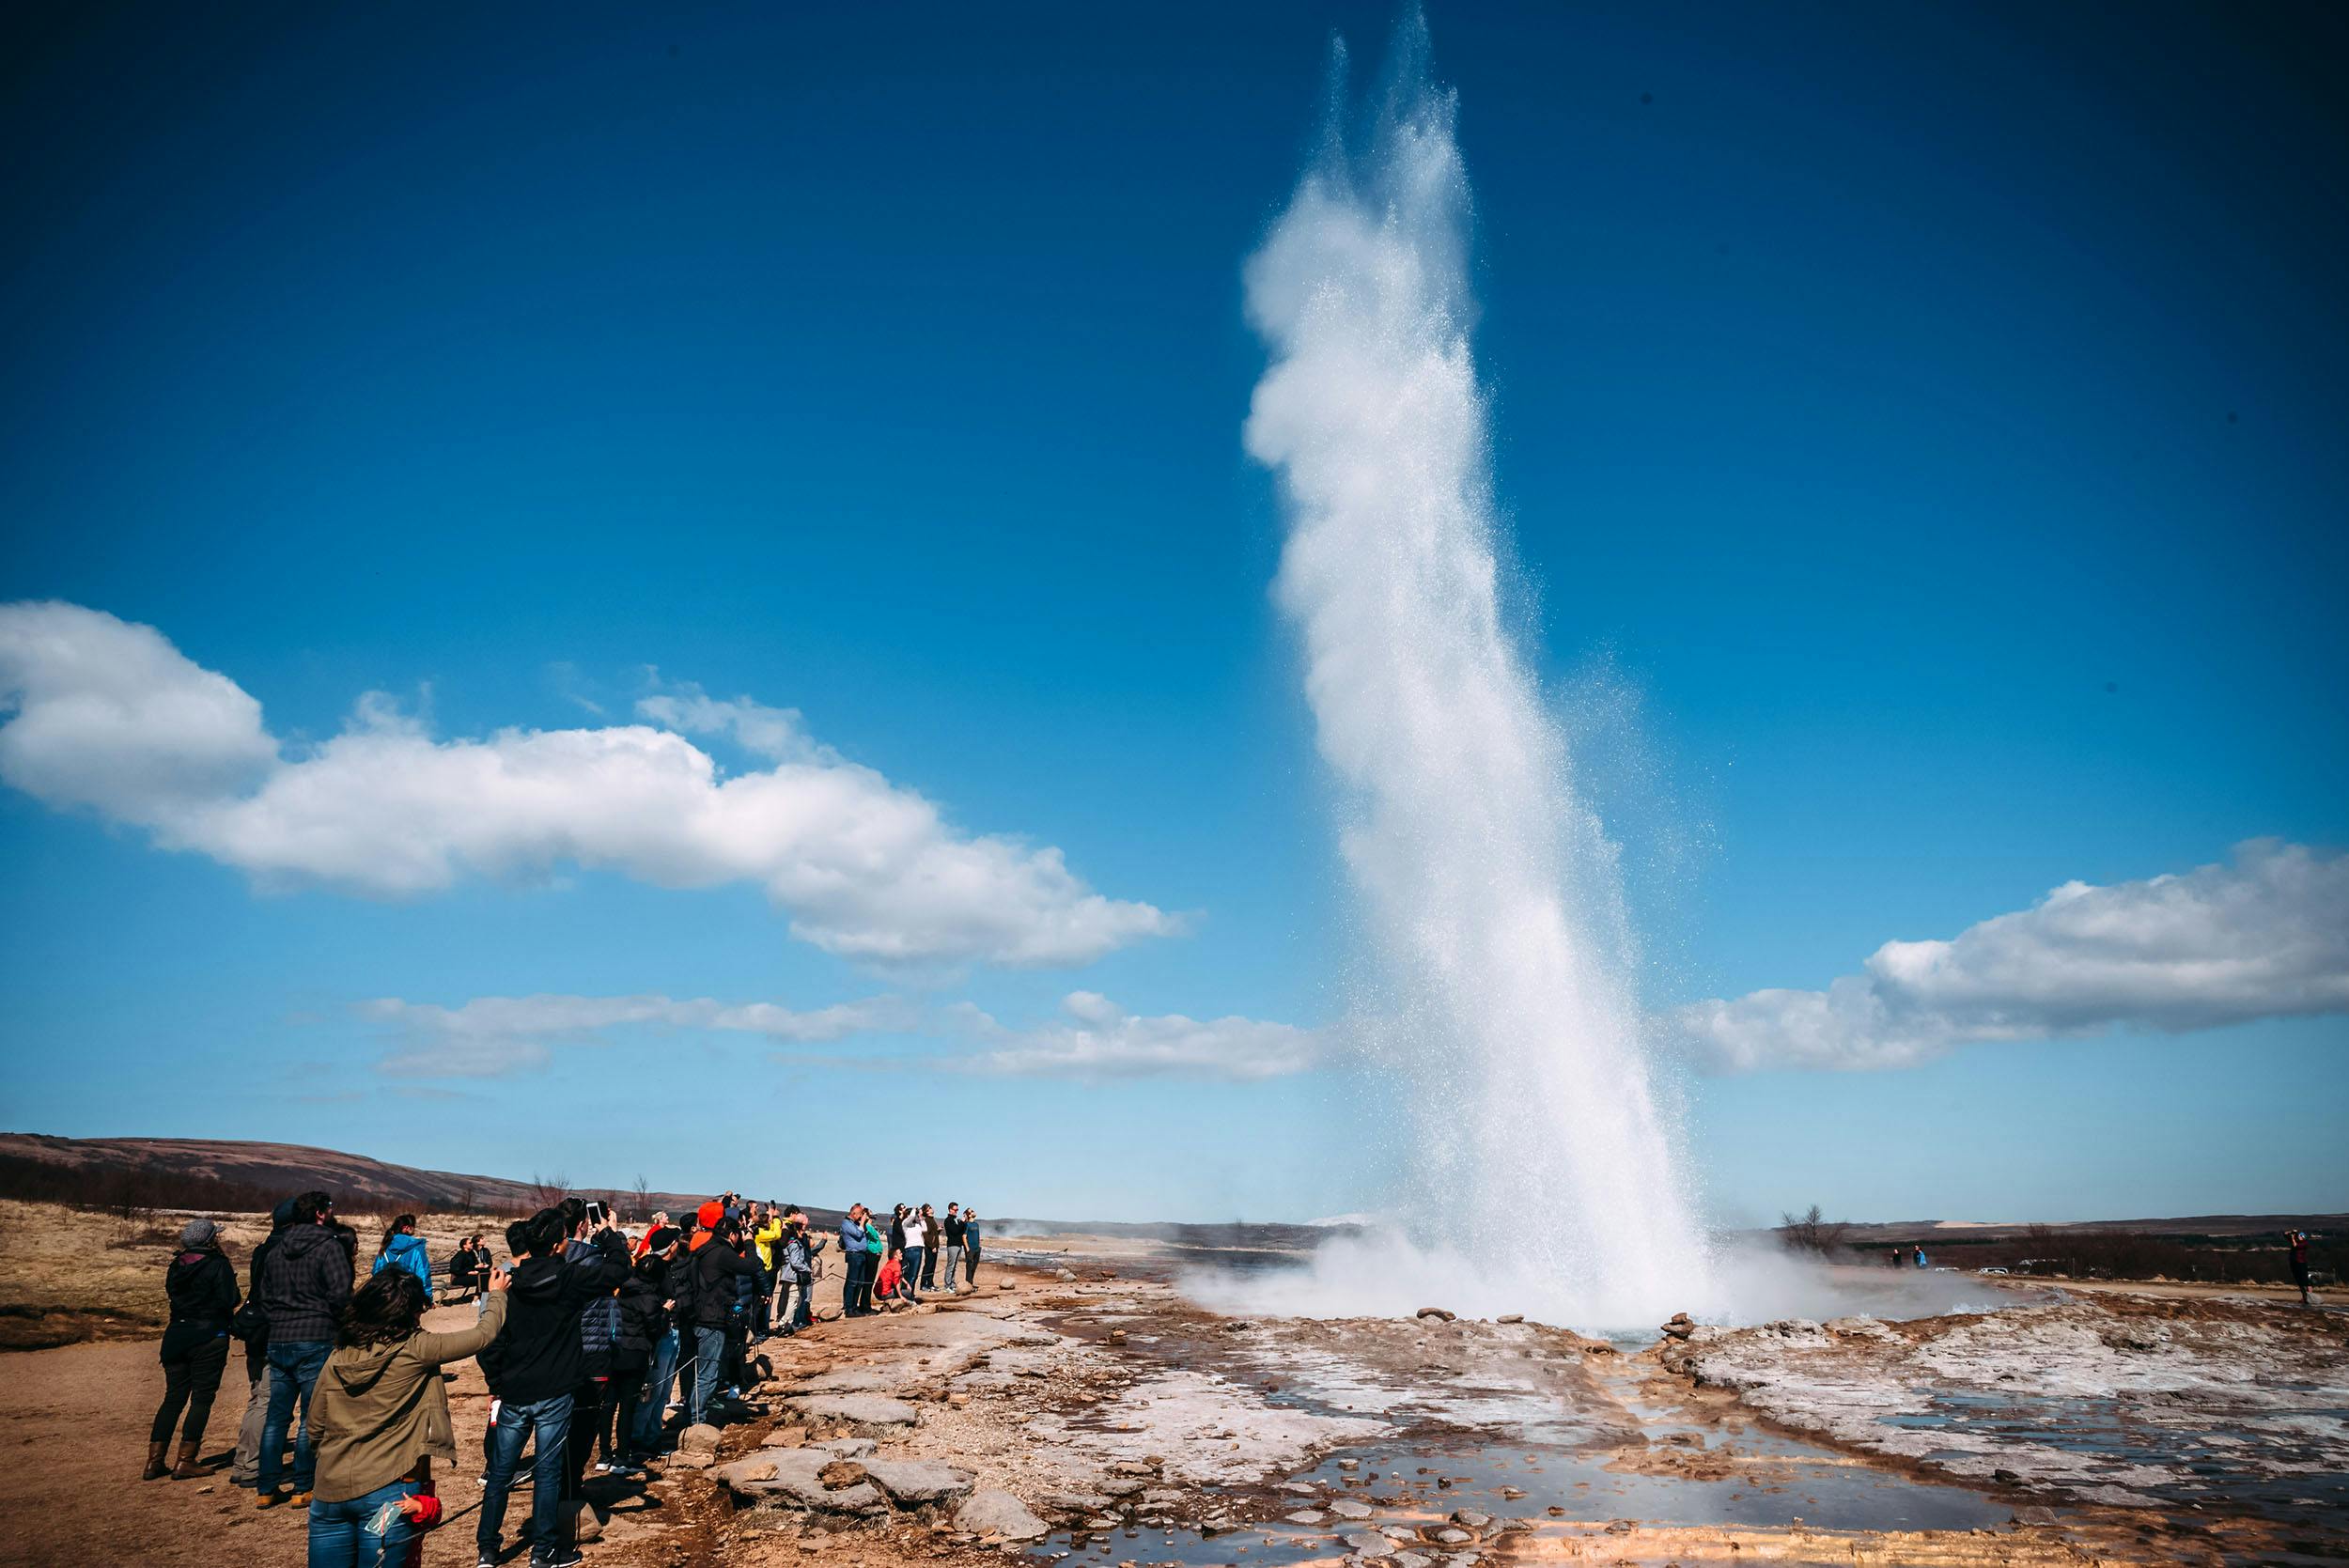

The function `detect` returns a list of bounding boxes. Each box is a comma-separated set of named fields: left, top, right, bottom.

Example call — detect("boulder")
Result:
left=1343, top=1531, right=1388, bottom=1553
left=957, top=1488, right=1050, bottom=1541
left=1330, top=1498, right=1373, bottom=1519
left=1284, top=1511, right=1327, bottom=1526
left=1495, top=1314, right=1524, bottom=1325
left=818, top=1459, right=868, bottom=1488
left=677, top=1422, right=723, bottom=1455
left=997, top=1281, right=1016, bottom=1292
left=1415, top=1307, right=1456, bottom=1323
left=861, top=1458, right=976, bottom=1507
left=715, top=1451, right=888, bottom=1515
left=813, top=1437, right=878, bottom=1459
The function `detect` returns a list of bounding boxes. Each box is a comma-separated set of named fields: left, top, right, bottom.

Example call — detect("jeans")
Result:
left=965, top=1247, right=980, bottom=1285
left=842, top=1250, right=866, bottom=1315
left=634, top=1326, right=678, bottom=1448
left=259, top=1340, right=330, bottom=1495
left=690, top=1326, right=726, bottom=1424
left=152, top=1330, right=231, bottom=1445
left=901, top=1247, right=926, bottom=1302
left=792, top=1271, right=814, bottom=1328
left=306, top=1476, right=421, bottom=1568
left=940, top=1245, right=963, bottom=1291
left=478, top=1391, right=573, bottom=1561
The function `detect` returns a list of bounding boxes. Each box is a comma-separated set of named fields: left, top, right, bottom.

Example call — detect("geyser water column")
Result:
left=1244, top=27, right=1710, bottom=1326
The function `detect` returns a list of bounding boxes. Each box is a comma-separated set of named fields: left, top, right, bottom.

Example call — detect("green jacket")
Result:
left=310, top=1293, right=507, bottom=1502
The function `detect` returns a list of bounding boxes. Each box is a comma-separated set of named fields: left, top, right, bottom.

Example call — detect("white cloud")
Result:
left=1669, top=840, right=2349, bottom=1072
left=361, top=991, right=913, bottom=1078
left=0, top=600, right=1175, bottom=967
left=944, top=991, right=1323, bottom=1082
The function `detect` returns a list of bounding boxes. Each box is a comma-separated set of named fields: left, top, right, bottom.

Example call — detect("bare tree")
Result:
left=1776, top=1204, right=1849, bottom=1256
left=528, top=1170, right=569, bottom=1208
left=632, top=1173, right=652, bottom=1220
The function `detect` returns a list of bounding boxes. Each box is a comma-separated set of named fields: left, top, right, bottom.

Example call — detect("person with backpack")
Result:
left=304, top=1262, right=508, bottom=1567
left=373, top=1216, right=434, bottom=1304
left=257, top=1190, right=355, bottom=1508
left=147, top=1218, right=240, bottom=1481
left=475, top=1207, right=631, bottom=1568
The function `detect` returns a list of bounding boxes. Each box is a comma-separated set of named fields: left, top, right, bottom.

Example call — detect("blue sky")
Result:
left=3, top=2, right=2343, bottom=1224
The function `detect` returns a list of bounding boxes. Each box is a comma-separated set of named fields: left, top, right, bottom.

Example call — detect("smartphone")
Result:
left=584, top=1200, right=608, bottom=1227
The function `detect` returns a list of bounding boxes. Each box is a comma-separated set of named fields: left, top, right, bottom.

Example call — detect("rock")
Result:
left=1992, top=1467, right=2022, bottom=1484
left=1330, top=1498, right=1373, bottom=1519
left=1434, top=1529, right=1471, bottom=1544
left=1055, top=1268, right=1079, bottom=1281
left=1449, top=1511, right=1491, bottom=1529
left=669, top=1450, right=713, bottom=1469
left=1040, top=1492, right=1112, bottom=1516
left=1496, top=1487, right=1525, bottom=1501
left=716, top=1451, right=889, bottom=1515
left=814, top=1437, right=878, bottom=1458
left=1285, top=1511, right=1327, bottom=1526
left=781, top=1393, right=921, bottom=1428
left=1824, top=1315, right=1895, bottom=1341
left=1415, top=1307, right=1456, bottom=1322
left=1102, top=1480, right=1146, bottom=1498
left=1336, top=1458, right=1360, bottom=1470
left=762, top=1428, right=808, bottom=1449
left=863, top=1458, right=977, bottom=1506
left=1393, top=1554, right=1432, bottom=1568
left=563, top=1499, right=605, bottom=1542
left=948, top=1392, right=972, bottom=1407
left=1106, top=1328, right=1128, bottom=1344
left=678, top=1422, right=723, bottom=1455
left=1343, top=1532, right=1388, bottom=1553
left=1380, top=1524, right=1420, bottom=1541
left=998, top=1281, right=1016, bottom=1292
left=957, top=1489, right=1051, bottom=1541
left=1495, top=1314, right=1523, bottom=1325
left=818, top=1459, right=869, bottom=1488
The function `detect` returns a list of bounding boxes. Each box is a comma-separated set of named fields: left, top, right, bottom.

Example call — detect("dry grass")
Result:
left=0, top=1198, right=511, bottom=1350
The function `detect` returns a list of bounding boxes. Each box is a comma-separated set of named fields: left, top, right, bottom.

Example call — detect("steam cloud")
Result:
left=0, top=599, right=1174, bottom=967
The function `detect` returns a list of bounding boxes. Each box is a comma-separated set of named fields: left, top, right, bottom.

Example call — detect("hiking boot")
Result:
left=144, top=1441, right=170, bottom=1481
left=288, top=1490, right=312, bottom=1507
left=256, top=1489, right=285, bottom=1509
left=171, top=1440, right=203, bottom=1480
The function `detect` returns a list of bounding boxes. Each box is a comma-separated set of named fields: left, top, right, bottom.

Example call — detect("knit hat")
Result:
left=696, top=1201, right=724, bottom=1230
left=646, top=1224, right=682, bottom=1252
left=179, top=1218, right=218, bottom=1250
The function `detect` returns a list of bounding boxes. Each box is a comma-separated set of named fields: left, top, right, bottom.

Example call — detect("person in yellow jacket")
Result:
left=750, top=1203, right=785, bottom=1340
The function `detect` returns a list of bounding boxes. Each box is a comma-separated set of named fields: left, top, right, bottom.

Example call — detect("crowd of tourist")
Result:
left=143, top=1187, right=988, bottom=1568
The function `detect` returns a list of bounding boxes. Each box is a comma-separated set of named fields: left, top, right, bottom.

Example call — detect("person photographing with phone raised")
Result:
left=304, top=1255, right=510, bottom=1566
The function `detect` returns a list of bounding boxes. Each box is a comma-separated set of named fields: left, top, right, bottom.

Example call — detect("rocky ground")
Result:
left=4, top=1246, right=2342, bottom=1568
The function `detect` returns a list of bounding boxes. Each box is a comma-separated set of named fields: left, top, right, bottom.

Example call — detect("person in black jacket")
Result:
left=147, top=1218, right=240, bottom=1481
left=476, top=1208, right=631, bottom=1568
left=686, top=1205, right=757, bottom=1426
left=257, top=1190, right=353, bottom=1506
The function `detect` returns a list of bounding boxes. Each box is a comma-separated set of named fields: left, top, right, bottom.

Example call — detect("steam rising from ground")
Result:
left=1237, top=22, right=1709, bottom=1328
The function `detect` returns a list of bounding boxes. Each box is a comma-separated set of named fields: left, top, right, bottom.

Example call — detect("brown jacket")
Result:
left=310, top=1293, right=506, bottom=1502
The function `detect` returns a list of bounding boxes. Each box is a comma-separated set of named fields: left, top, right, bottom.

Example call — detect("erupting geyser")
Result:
left=1243, top=21, right=1710, bottom=1327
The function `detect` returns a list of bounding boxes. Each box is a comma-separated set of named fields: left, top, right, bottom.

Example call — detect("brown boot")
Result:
left=171, top=1439, right=203, bottom=1480
left=144, top=1440, right=169, bottom=1481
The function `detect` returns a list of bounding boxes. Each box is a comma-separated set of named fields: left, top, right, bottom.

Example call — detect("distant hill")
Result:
left=0, top=1132, right=723, bottom=1219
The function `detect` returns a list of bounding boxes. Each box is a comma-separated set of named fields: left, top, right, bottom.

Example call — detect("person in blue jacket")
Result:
left=371, top=1215, right=433, bottom=1304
